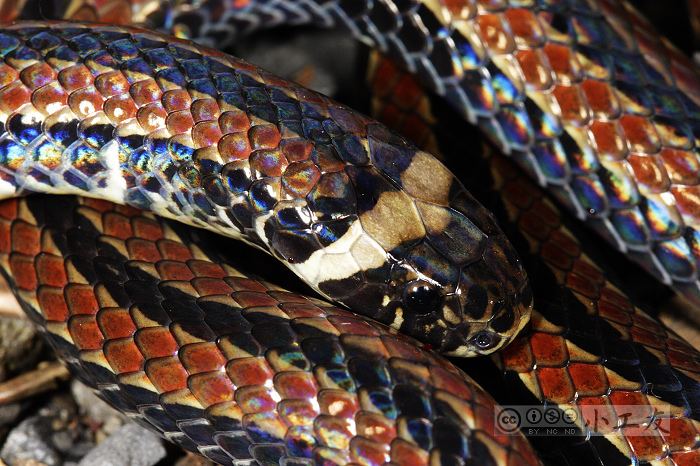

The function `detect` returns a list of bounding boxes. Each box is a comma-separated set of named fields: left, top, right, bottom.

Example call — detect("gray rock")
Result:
left=77, top=423, right=166, bottom=466
left=52, top=429, right=78, bottom=453
left=70, top=381, right=125, bottom=435
left=0, top=316, right=41, bottom=380
left=0, top=416, right=61, bottom=466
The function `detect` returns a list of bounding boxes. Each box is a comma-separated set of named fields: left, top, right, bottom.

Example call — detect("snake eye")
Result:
left=472, top=331, right=498, bottom=351
left=403, top=280, right=443, bottom=315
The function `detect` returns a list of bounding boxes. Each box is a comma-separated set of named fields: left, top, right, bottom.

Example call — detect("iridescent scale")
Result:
left=114, top=0, right=700, bottom=306
left=0, top=195, right=540, bottom=466
left=367, top=52, right=700, bottom=466
left=0, top=23, right=532, bottom=355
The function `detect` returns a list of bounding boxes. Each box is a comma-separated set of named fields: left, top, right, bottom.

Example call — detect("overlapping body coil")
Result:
left=367, top=54, right=700, bottom=466
left=0, top=22, right=532, bottom=355
left=34, top=0, right=699, bottom=309
left=0, top=1, right=698, bottom=465
left=0, top=195, right=540, bottom=466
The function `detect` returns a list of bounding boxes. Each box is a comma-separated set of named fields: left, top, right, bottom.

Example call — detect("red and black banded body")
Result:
left=0, top=23, right=531, bottom=356
left=16, top=0, right=699, bottom=311
left=367, top=54, right=700, bottom=466
left=0, top=1, right=698, bottom=465
left=3, top=0, right=700, bottom=318
left=0, top=195, right=540, bottom=466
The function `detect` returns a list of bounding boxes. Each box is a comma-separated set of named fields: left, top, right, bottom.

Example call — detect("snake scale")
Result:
left=0, top=0, right=697, bottom=465
left=367, top=53, right=700, bottom=465
left=0, top=21, right=531, bottom=357
left=2, top=0, right=699, bottom=309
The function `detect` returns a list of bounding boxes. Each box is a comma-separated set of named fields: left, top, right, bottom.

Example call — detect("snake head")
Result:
left=297, top=124, right=532, bottom=356
left=339, top=186, right=532, bottom=357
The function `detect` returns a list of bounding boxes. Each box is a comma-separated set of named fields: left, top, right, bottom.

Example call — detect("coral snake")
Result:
left=0, top=0, right=697, bottom=465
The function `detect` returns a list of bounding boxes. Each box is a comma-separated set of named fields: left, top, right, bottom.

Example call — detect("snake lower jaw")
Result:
left=492, top=296, right=533, bottom=353
left=443, top=318, right=531, bottom=357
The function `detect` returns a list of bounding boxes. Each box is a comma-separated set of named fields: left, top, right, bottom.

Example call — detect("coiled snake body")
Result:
left=9, top=0, right=700, bottom=309
left=367, top=54, right=700, bottom=466
left=0, top=21, right=533, bottom=357
left=0, top=1, right=697, bottom=465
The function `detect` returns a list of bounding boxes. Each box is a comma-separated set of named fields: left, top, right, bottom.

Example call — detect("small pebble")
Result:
left=0, top=317, right=41, bottom=380
left=0, top=417, right=61, bottom=466
left=77, top=423, right=166, bottom=466
left=70, top=381, right=125, bottom=435
left=52, top=429, right=77, bottom=453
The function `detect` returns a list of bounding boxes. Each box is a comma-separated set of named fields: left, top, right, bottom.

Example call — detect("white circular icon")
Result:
left=526, top=408, right=542, bottom=424
left=563, top=408, right=578, bottom=424
left=497, top=408, right=521, bottom=433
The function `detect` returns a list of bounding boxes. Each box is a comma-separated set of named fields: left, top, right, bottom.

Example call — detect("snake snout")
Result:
left=481, top=285, right=533, bottom=355
left=481, top=235, right=533, bottom=352
left=440, top=234, right=532, bottom=357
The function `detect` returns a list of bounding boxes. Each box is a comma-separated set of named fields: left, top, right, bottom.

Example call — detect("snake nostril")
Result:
left=472, top=331, right=499, bottom=351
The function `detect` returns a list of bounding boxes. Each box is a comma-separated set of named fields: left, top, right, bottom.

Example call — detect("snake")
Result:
left=1, top=0, right=698, bottom=310
left=0, top=21, right=533, bottom=358
left=366, top=52, right=700, bottom=466
left=0, top=194, right=542, bottom=465
left=0, top=0, right=697, bottom=465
